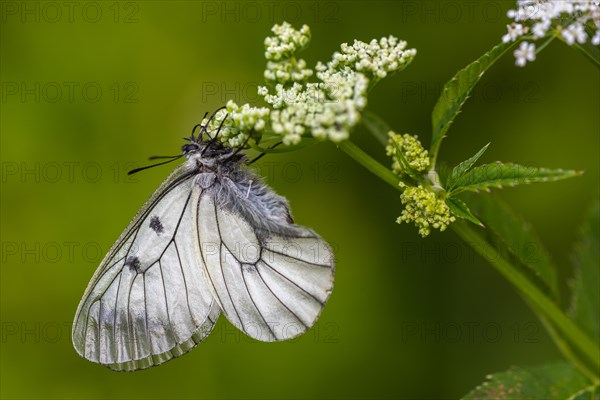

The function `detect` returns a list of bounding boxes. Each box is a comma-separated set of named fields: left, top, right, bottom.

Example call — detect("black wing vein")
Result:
left=254, top=265, right=308, bottom=329
left=260, top=259, right=324, bottom=306
left=156, top=259, right=174, bottom=344
left=173, top=241, right=194, bottom=326
left=240, top=266, right=276, bottom=339
left=213, top=201, right=244, bottom=329
left=195, top=195, right=228, bottom=318
left=125, top=272, right=137, bottom=360
left=116, top=171, right=195, bottom=260
left=265, top=249, right=331, bottom=268
left=112, top=273, right=124, bottom=357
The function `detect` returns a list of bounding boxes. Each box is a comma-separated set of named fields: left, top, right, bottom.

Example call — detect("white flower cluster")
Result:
left=329, top=36, right=417, bottom=79
left=262, top=25, right=416, bottom=145
left=261, top=68, right=369, bottom=145
left=263, top=22, right=314, bottom=84
left=503, top=1, right=600, bottom=67
left=208, top=22, right=416, bottom=147
left=264, top=59, right=313, bottom=84
left=260, top=23, right=416, bottom=145
left=264, top=22, right=310, bottom=61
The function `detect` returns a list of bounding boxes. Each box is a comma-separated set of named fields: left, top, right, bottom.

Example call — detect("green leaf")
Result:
left=464, top=193, right=558, bottom=298
left=449, top=162, right=582, bottom=195
left=462, top=362, right=596, bottom=400
left=446, top=197, right=483, bottom=226
left=446, top=143, right=490, bottom=189
left=430, top=41, right=516, bottom=167
left=361, top=110, right=391, bottom=146
left=569, top=197, right=600, bottom=344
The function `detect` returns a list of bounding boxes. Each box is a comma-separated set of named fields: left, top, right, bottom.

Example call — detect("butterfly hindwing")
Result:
left=72, top=164, right=220, bottom=371
left=193, top=173, right=335, bottom=342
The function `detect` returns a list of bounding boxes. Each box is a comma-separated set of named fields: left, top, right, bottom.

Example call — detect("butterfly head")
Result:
left=180, top=108, right=249, bottom=169
left=182, top=137, right=245, bottom=171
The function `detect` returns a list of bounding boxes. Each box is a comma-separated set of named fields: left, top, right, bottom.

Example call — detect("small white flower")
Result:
left=592, top=31, right=600, bottom=46
left=532, top=20, right=550, bottom=39
left=503, top=23, right=527, bottom=42
left=257, top=86, right=269, bottom=96
left=514, top=41, right=536, bottom=67
left=562, top=23, right=588, bottom=45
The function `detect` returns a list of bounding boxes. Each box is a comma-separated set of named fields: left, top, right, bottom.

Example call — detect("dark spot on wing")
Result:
left=242, top=264, right=257, bottom=273
left=125, top=256, right=142, bottom=273
left=149, top=215, right=164, bottom=235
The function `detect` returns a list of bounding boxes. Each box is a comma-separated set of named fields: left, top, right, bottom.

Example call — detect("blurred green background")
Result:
left=1, top=1, right=598, bottom=398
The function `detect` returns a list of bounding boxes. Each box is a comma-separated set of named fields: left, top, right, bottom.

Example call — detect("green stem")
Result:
left=361, top=110, right=391, bottom=146
left=571, top=42, right=600, bottom=69
left=536, top=313, right=599, bottom=383
left=452, top=221, right=600, bottom=373
left=535, top=34, right=556, bottom=53
left=337, top=140, right=401, bottom=190
left=429, top=137, right=443, bottom=172
left=524, top=289, right=598, bottom=382
left=549, top=30, right=600, bottom=69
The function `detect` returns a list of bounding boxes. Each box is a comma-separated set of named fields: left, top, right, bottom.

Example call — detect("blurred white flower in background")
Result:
left=503, top=1, right=600, bottom=66
left=514, top=41, right=537, bottom=66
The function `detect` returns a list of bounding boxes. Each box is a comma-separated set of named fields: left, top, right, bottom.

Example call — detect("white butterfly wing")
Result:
left=193, top=176, right=334, bottom=342
left=72, top=164, right=220, bottom=371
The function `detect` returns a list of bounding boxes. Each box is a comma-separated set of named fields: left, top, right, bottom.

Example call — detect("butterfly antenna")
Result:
left=248, top=141, right=282, bottom=164
left=190, top=112, right=209, bottom=142
left=148, top=154, right=182, bottom=160
left=210, top=111, right=228, bottom=143
left=200, top=106, right=227, bottom=140
left=127, top=154, right=184, bottom=175
left=201, top=111, right=230, bottom=156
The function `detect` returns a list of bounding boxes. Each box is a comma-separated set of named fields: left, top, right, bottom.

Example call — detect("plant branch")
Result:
left=337, top=140, right=401, bottom=190
left=452, top=221, right=600, bottom=373
left=536, top=312, right=599, bottom=383
left=571, top=42, right=600, bottom=69
left=535, top=34, right=556, bottom=53
left=340, top=138, right=600, bottom=375
left=546, top=31, right=600, bottom=69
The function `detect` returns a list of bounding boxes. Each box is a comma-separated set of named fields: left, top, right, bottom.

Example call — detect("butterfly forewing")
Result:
left=72, top=164, right=220, bottom=371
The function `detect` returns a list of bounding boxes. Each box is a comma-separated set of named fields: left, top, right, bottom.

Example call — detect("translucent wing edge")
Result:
left=105, top=303, right=220, bottom=372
